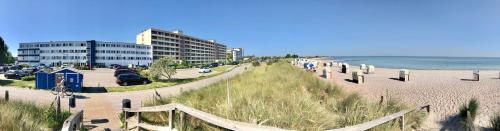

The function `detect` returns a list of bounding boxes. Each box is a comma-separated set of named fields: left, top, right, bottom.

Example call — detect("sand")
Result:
left=309, top=61, right=500, bottom=130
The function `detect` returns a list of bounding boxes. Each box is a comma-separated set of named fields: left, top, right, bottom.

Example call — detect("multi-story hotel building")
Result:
left=17, top=40, right=152, bottom=67
left=227, top=48, right=244, bottom=62
left=136, top=28, right=227, bottom=64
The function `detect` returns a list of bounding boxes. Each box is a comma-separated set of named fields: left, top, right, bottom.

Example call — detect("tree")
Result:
left=226, top=52, right=233, bottom=63
left=149, top=56, right=177, bottom=81
left=0, top=36, right=15, bottom=65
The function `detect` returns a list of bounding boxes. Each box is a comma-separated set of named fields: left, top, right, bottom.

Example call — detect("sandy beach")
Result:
left=309, top=61, right=500, bottom=130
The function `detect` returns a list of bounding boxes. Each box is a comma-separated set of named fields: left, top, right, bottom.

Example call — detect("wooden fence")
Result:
left=123, top=103, right=429, bottom=131
left=328, top=105, right=430, bottom=131
left=61, top=110, right=84, bottom=131
left=123, top=103, right=289, bottom=131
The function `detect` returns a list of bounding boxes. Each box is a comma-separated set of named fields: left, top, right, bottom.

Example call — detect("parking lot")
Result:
left=0, top=65, right=232, bottom=88
left=81, top=66, right=229, bottom=88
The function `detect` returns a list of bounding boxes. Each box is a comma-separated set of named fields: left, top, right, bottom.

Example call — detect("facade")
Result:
left=136, top=28, right=227, bottom=64
left=227, top=48, right=244, bottom=62
left=17, top=40, right=152, bottom=67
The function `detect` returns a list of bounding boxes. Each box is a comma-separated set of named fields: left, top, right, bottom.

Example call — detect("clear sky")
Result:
left=1, top=0, right=500, bottom=57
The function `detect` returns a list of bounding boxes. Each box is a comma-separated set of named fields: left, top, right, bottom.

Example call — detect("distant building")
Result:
left=17, top=40, right=152, bottom=67
left=136, top=28, right=227, bottom=65
left=227, top=48, right=244, bottom=62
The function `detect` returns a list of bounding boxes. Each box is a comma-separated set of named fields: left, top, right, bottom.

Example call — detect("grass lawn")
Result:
left=0, top=79, right=35, bottom=89
left=0, top=99, right=71, bottom=130
left=104, top=66, right=236, bottom=92
left=142, top=61, right=427, bottom=130
left=212, top=65, right=232, bottom=72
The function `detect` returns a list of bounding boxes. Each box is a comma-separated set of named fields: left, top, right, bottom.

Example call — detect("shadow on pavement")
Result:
left=83, top=87, right=108, bottom=93
left=91, top=119, right=109, bottom=124
left=0, top=79, right=14, bottom=86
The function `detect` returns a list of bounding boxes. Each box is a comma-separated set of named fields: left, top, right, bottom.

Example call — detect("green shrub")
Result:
left=20, top=64, right=30, bottom=68
left=21, top=76, right=35, bottom=81
left=252, top=61, right=260, bottom=66
left=139, top=69, right=150, bottom=79
left=491, top=112, right=500, bottom=131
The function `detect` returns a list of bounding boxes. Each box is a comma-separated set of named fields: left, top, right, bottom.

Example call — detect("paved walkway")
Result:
left=0, top=64, right=250, bottom=130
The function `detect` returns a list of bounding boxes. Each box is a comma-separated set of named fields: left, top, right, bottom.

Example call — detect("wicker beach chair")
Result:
left=360, top=64, right=367, bottom=70
left=473, top=70, right=479, bottom=81
left=352, top=70, right=364, bottom=84
left=342, top=63, right=350, bottom=73
left=366, top=65, right=375, bottom=74
left=399, top=69, right=410, bottom=82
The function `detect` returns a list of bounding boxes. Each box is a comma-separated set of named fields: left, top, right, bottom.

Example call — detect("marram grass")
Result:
left=143, top=61, right=427, bottom=130
left=0, top=99, right=70, bottom=131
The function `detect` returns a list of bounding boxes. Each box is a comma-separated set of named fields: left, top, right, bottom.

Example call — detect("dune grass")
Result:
left=0, top=99, right=71, bottom=130
left=0, top=79, right=35, bottom=89
left=491, top=111, right=500, bottom=130
left=142, top=61, right=427, bottom=130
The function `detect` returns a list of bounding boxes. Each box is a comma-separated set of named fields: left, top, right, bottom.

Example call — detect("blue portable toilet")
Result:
left=52, top=68, right=84, bottom=92
left=35, top=68, right=84, bottom=92
left=35, top=70, right=56, bottom=90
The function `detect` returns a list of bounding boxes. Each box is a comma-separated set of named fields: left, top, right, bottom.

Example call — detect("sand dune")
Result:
left=311, top=62, right=500, bottom=129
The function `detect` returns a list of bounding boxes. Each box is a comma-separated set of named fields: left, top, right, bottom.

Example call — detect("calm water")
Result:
left=328, top=56, right=500, bottom=70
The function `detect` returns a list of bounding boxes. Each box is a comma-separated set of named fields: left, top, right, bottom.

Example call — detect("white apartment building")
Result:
left=17, top=40, right=152, bottom=67
left=227, top=48, right=244, bottom=61
left=136, top=28, right=227, bottom=64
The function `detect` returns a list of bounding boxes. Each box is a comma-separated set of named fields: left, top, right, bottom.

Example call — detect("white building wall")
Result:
left=95, top=42, right=153, bottom=67
left=18, top=41, right=152, bottom=67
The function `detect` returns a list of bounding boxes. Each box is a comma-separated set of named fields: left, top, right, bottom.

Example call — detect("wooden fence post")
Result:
left=169, top=110, right=175, bottom=130
left=4, top=90, right=8, bottom=101
left=400, top=115, right=405, bottom=131
left=137, top=112, right=141, bottom=131
left=180, top=111, right=186, bottom=131
left=124, top=110, right=128, bottom=130
left=56, top=96, right=61, bottom=115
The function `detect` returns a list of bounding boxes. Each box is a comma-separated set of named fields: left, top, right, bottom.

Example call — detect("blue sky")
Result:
left=1, top=0, right=500, bottom=57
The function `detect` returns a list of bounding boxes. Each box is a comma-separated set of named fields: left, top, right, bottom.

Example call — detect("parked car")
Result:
left=61, top=64, right=69, bottom=68
left=116, top=73, right=151, bottom=86
left=209, top=63, right=219, bottom=68
left=114, top=69, right=138, bottom=77
left=109, top=64, right=120, bottom=69
left=4, top=70, right=29, bottom=79
left=0, top=66, right=6, bottom=74
left=137, top=65, right=149, bottom=69
left=8, top=65, right=22, bottom=70
left=198, top=67, right=212, bottom=73
left=22, top=67, right=38, bottom=75
left=115, top=66, right=129, bottom=70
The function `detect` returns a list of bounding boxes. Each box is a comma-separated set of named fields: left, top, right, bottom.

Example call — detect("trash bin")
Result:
left=122, top=99, right=131, bottom=109
left=69, top=95, right=76, bottom=108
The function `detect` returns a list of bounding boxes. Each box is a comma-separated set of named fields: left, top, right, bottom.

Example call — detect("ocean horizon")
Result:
left=327, top=56, right=500, bottom=70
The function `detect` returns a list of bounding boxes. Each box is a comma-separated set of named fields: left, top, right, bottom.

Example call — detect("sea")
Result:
left=327, top=56, right=500, bottom=70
